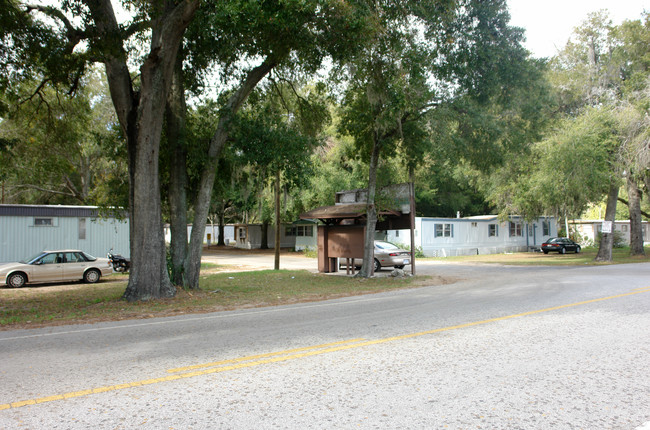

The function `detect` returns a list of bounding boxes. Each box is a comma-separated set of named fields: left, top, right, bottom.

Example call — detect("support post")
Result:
left=409, top=181, right=416, bottom=276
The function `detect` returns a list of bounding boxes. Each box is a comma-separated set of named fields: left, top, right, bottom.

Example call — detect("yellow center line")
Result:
left=167, top=338, right=367, bottom=373
left=1, top=287, right=648, bottom=411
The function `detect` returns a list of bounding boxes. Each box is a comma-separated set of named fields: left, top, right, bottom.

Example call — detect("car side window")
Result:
left=64, top=252, right=80, bottom=263
left=40, top=253, right=57, bottom=264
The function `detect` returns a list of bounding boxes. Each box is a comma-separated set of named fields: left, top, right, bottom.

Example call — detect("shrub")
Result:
left=399, top=244, right=425, bottom=258
left=595, top=231, right=626, bottom=248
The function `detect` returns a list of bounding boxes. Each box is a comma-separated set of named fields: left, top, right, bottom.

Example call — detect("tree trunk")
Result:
left=183, top=59, right=276, bottom=289
left=627, top=175, right=645, bottom=256
left=87, top=0, right=199, bottom=301
left=166, top=50, right=189, bottom=286
left=260, top=220, right=269, bottom=249
left=408, top=169, right=416, bottom=276
left=595, top=182, right=619, bottom=262
left=122, top=52, right=175, bottom=300
left=274, top=169, right=281, bottom=270
left=217, top=207, right=226, bottom=246
left=357, top=136, right=381, bottom=278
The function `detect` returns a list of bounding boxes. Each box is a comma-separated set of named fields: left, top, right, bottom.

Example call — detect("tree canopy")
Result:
left=2, top=2, right=649, bottom=291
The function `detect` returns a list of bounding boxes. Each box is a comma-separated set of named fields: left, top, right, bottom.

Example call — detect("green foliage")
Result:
left=486, top=106, right=622, bottom=220
left=336, top=0, right=547, bottom=218
left=399, top=244, right=425, bottom=258
left=298, top=134, right=369, bottom=210
left=227, top=81, right=326, bottom=223
left=0, top=0, right=87, bottom=99
left=233, top=115, right=318, bottom=188
left=549, top=11, right=650, bottom=112
left=613, top=15, right=650, bottom=96
left=595, top=231, right=626, bottom=248
left=0, top=68, right=126, bottom=205
left=183, top=0, right=377, bottom=95
left=487, top=11, right=650, bottom=222
left=415, top=161, right=493, bottom=217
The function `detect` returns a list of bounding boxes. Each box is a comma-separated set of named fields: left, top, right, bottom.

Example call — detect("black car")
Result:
left=541, top=237, right=581, bottom=254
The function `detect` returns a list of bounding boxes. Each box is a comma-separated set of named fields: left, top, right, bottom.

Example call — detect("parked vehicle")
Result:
left=0, top=250, right=113, bottom=288
left=340, top=240, right=411, bottom=272
left=107, top=249, right=130, bottom=272
left=541, top=237, right=581, bottom=254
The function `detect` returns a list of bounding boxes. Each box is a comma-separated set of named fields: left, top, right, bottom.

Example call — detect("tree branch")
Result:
left=618, top=197, right=650, bottom=219
left=83, top=0, right=135, bottom=133
left=9, top=184, right=78, bottom=200
left=24, top=4, right=88, bottom=52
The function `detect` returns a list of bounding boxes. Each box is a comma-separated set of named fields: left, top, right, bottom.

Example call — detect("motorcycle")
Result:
left=107, top=249, right=130, bottom=272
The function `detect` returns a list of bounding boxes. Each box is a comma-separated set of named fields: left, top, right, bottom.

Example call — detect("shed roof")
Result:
left=300, top=203, right=402, bottom=222
left=300, top=203, right=367, bottom=220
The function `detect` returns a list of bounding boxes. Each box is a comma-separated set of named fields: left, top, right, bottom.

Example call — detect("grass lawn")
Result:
left=2, top=246, right=648, bottom=330
left=0, top=270, right=451, bottom=330
left=423, top=246, right=650, bottom=266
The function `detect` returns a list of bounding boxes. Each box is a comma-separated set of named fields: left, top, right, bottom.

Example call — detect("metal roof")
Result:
left=0, top=204, right=125, bottom=218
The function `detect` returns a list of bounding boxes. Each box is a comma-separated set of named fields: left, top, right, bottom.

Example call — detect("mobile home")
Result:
left=386, top=215, right=557, bottom=257
left=0, top=204, right=129, bottom=263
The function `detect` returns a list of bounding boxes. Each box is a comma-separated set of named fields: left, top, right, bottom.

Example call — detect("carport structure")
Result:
left=299, top=183, right=416, bottom=275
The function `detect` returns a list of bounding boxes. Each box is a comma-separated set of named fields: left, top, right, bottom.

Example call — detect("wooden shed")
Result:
left=300, top=183, right=416, bottom=274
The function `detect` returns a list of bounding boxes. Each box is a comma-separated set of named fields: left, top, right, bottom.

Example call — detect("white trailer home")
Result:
left=163, top=224, right=236, bottom=246
left=569, top=219, right=650, bottom=245
left=233, top=223, right=300, bottom=250
left=386, top=215, right=557, bottom=257
left=0, top=204, right=129, bottom=263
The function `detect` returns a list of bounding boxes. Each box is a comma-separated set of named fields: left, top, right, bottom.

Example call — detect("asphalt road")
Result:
left=0, top=259, right=649, bottom=429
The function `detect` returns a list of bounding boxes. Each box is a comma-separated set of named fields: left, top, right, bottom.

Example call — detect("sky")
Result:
left=506, top=0, right=649, bottom=58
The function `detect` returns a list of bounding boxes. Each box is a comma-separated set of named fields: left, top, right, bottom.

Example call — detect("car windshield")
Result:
left=22, top=252, right=48, bottom=264
left=375, top=241, right=400, bottom=250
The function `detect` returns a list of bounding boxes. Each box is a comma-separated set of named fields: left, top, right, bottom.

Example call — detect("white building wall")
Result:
left=294, top=223, right=317, bottom=251
left=571, top=220, right=650, bottom=245
left=163, top=224, right=236, bottom=245
left=386, top=216, right=556, bottom=257
left=204, top=224, right=236, bottom=245
left=86, top=217, right=130, bottom=258
left=234, top=224, right=297, bottom=249
left=0, top=215, right=129, bottom=263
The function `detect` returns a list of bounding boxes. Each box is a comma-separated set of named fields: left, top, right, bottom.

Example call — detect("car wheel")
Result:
left=576, top=246, right=581, bottom=254
left=84, top=269, right=101, bottom=284
left=560, top=247, right=566, bottom=254
left=543, top=250, right=548, bottom=254
left=374, top=259, right=381, bottom=272
left=8, top=272, right=26, bottom=288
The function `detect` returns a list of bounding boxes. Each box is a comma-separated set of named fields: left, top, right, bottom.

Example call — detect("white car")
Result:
left=0, top=250, right=113, bottom=288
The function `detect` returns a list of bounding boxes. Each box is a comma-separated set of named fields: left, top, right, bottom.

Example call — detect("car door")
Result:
left=563, top=239, right=576, bottom=252
left=63, top=252, right=87, bottom=281
left=31, top=252, right=64, bottom=282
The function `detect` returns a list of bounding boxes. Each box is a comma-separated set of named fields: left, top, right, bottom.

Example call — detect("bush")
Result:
left=595, top=231, right=626, bottom=248
left=400, top=244, right=425, bottom=258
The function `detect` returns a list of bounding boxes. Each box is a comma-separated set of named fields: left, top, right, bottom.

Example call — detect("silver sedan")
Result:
left=0, top=250, right=113, bottom=287
left=340, top=240, right=411, bottom=272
